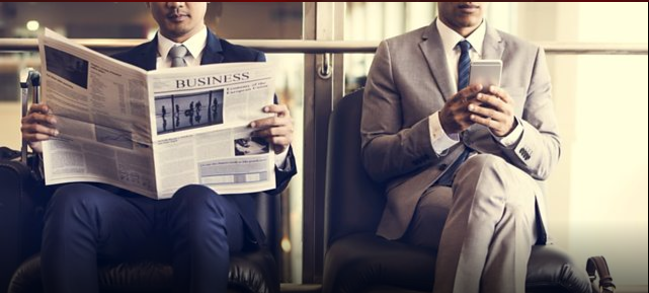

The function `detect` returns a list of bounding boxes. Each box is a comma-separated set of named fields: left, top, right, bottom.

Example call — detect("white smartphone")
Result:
left=469, top=59, right=502, bottom=89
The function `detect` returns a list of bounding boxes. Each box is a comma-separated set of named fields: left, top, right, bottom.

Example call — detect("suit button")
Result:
left=438, top=163, right=448, bottom=171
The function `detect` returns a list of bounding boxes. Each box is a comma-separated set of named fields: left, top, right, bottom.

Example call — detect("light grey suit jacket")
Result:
left=360, top=21, right=561, bottom=243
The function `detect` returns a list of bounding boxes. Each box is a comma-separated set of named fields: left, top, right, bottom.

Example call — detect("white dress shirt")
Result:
left=155, top=27, right=290, bottom=168
left=428, top=18, right=524, bottom=154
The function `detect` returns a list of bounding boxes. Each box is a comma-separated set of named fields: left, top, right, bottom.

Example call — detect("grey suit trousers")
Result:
left=402, top=154, right=540, bottom=293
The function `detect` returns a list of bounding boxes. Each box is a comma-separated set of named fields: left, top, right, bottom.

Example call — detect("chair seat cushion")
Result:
left=323, top=234, right=592, bottom=293
left=9, top=249, right=278, bottom=293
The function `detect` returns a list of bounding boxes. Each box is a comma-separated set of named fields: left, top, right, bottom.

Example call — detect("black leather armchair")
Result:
left=323, top=89, right=596, bottom=293
left=0, top=159, right=281, bottom=293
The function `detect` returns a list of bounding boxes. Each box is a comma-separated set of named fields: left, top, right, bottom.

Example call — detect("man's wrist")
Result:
left=274, top=146, right=290, bottom=170
left=491, top=117, right=523, bottom=148
left=429, top=111, right=460, bottom=155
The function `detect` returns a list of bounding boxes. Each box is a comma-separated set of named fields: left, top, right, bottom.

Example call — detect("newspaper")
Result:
left=38, top=28, right=277, bottom=199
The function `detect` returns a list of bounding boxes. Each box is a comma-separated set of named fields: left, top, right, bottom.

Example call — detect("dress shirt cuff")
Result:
left=274, top=147, right=290, bottom=171
left=491, top=117, right=524, bottom=148
left=429, top=111, right=460, bottom=155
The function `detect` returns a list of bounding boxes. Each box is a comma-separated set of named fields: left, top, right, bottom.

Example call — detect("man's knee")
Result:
left=458, top=154, right=509, bottom=176
left=172, top=184, right=226, bottom=215
left=45, top=184, right=111, bottom=237
left=48, top=183, right=103, bottom=214
left=455, top=154, right=536, bottom=212
left=454, top=154, right=514, bottom=201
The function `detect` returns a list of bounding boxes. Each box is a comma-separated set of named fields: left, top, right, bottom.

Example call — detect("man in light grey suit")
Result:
left=361, top=2, right=560, bottom=293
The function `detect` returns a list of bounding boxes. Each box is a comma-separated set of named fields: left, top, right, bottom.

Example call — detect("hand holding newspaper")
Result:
left=38, top=28, right=277, bottom=199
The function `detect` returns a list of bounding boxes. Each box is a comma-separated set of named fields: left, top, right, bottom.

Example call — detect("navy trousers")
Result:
left=41, top=183, right=246, bottom=293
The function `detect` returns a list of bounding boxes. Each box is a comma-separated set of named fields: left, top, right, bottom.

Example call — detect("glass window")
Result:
left=563, top=3, right=648, bottom=286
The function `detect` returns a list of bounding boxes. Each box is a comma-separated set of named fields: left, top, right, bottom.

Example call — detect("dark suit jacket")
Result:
left=113, top=29, right=297, bottom=245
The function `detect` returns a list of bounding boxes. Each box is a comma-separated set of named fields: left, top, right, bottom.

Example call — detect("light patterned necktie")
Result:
left=169, top=45, right=188, bottom=67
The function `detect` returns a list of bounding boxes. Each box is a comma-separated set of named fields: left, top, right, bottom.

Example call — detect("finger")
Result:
left=22, top=112, right=58, bottom=125
left=470, top=114, right=499, bottom=130
left=250, top=116, right=292, bottom=129
left=455, top=84, right=483, bottom=102
left=28, top=103, right=52, bottom=114
left=254, top=126, right=292, bottom=138
left=467, top=103, right=507, bottom=122
left=21, top=123, right=59, bottom=137
left=476, top=93, right=508, bottom=114
left=22, top=132, right=55, bottom=143
left=488, top=86, right=514, bottom=104
left=262, top=104, right=291, bottom=118
left=268, top=136, right=292, bottom=147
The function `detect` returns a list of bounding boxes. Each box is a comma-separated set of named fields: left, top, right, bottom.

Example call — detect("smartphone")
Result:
left=469, top=59, right=502, bottom=89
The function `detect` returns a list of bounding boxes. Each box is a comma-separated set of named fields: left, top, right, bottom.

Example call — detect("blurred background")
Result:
left=0, top=2, right=647, bottom=290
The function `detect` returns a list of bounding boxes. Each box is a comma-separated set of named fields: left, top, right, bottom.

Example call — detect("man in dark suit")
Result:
left=20, top=3, right=296, bottom=293
left=361, top=2, right=560, bottom=293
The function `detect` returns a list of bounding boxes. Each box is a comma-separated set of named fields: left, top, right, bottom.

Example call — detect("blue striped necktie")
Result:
left=437, top=40, right=473, bottom=187
left=457, top=40, right=472, bottom=90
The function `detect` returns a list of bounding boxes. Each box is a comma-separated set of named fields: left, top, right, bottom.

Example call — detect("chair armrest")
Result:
left=587, top=256, right=616, bottom=293
left=0, top=160, right=49, bottom=292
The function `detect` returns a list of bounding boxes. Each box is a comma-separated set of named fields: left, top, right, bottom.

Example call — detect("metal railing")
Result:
left=1, top=38, right=647, bottom=55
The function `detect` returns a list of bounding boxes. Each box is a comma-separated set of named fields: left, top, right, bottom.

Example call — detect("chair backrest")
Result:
left=325, top=89, right=386, bottom=247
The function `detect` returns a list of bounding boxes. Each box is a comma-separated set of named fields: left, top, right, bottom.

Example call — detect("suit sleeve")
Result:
left=360, top=40, right=440, bottom=183
left=500, top=47, right=561, bottom=180
left=256, top=51, right=267, bottom=62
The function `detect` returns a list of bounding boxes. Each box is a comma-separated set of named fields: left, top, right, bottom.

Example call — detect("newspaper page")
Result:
left=148, top=62, right=277, bottom=198
left=38, top=28, right=276, bottom=199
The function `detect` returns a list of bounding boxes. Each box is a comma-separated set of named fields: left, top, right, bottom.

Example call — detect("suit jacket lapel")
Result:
left=419, top=21, right=455, bottom=102
left=137, top=36, right=158, bottom=71
left=482, top=24, right=505, bottom=61
left=201, top=29, right=225, bottom=65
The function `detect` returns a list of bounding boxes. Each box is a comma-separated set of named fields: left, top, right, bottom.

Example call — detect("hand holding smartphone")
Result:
left=469, top=59, right=502, bottom=90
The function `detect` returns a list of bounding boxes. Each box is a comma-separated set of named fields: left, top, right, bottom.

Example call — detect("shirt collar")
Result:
left=157, top=26, right=208, bottom=60
left=436, top=17, right=486, bottom=57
